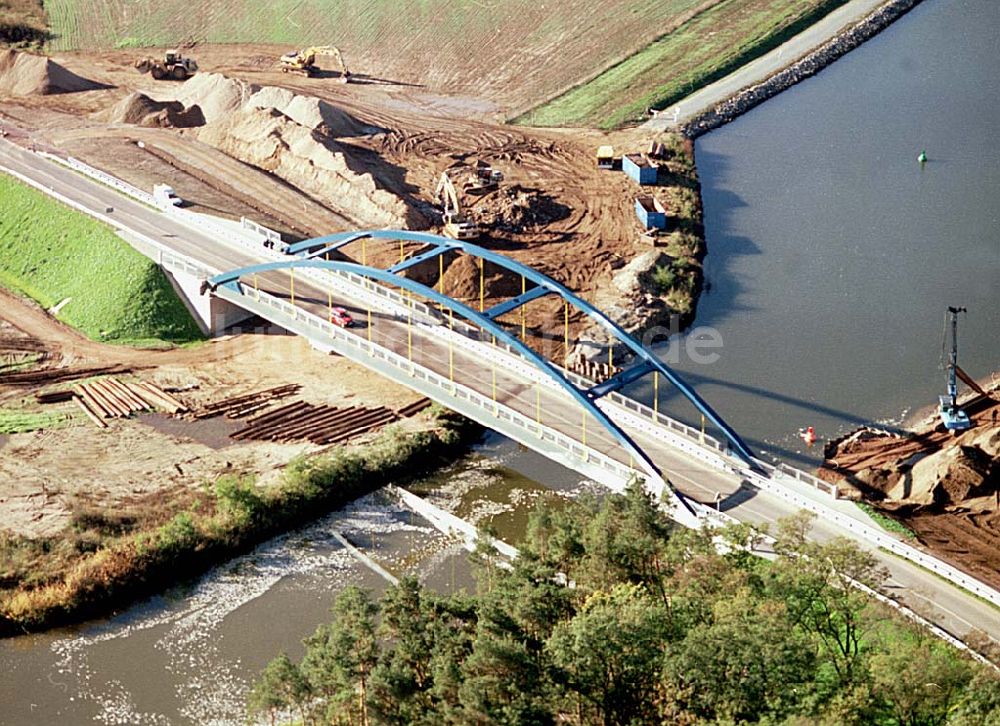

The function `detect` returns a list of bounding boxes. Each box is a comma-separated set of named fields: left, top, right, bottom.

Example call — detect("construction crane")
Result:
left=279, top=46, right=351, bottom=82
left=134, top=50, right=198, bottom=81
left=939, top=306, right=973, bottom=432
left=434, top=172, right=479, bottom=240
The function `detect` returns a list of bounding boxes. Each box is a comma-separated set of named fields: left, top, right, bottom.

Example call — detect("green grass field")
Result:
left=0, top=408, right=72, bottom=434
left=516, top=0, right=847, bottom=128
left=35, top=1, right=848, bottom=129
left=0, top=174, right=203, bottom=346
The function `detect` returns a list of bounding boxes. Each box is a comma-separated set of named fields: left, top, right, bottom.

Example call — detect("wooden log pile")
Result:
left=231, top=401, right=399, bottom=445
left=69, top=378, right=188, bottom=427
left=397, top=397, right=433, bottom=418
left=2, top=364, right=135, bottom=387
left=190, top=384, right=301, bottom=420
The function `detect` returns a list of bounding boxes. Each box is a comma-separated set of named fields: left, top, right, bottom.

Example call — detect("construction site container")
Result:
left=635, top=195, right=668, bottom=229
left=623, top=153, right=658, bottom=185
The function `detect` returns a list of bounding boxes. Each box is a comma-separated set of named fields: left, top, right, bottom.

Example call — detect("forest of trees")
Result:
left=247, top=481, right=1000, bottom=725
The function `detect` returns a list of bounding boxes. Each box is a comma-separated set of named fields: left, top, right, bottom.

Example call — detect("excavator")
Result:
left=279, top=45, right=351, bottom=82
left=463, top=159, right=504, bottom=195
left=134, top=50, right=198, bottom=81
left=435, top=172, right=479, bottom=240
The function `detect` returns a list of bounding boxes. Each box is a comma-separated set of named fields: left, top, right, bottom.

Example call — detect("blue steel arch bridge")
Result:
left=208, top=229, right=761, bottom=528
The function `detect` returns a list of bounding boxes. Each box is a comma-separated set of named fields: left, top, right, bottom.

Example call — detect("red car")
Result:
left=329, top=306, right=354, bottom=328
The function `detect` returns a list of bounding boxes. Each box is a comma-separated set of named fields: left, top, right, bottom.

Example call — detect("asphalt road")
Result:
left=644, top=0, right=888, bottom=129
left=3, top=138, right=999, bottom=643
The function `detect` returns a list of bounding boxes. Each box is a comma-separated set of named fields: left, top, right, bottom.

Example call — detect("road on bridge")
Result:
left=2, top=139, right=999, bottom=644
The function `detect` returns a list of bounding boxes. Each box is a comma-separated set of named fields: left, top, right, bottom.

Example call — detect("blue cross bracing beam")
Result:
left=206, top=257, right=699, bottom=520
left=484, top=286, right=551, bottom=320
left=301, top=242, right=349, bottom=260
left=587, top=360, right=656, bottom=399
left=386, top=243, right=457, bottom=274
left=283, top=231, right=372, bottom=257
left=284, top=230, right=758, bottom=469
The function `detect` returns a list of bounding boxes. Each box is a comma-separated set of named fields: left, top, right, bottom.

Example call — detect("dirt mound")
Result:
left=170, top=72, right=258, bottom=123
left=197, top=106, right=416, bottom=229
left=440, top=254, right=523, bottom=304
left=99, top=92, right=205, bottom=128
left=0, top=49, right=105, bottom=96
left=167, top=73, right=366, bottom=136
left=829, top=418, right=1000, bottom=508
left=468, top=185, right=571, bottom=233
left=247, top=86, right=366, bottom=137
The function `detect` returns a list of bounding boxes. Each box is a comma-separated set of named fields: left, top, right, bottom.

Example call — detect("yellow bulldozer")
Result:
left=279, top=45, right=351, bottom=82
left=134, top=50, right=198, bottom=81
left=435, top=172, right=479, bottom=240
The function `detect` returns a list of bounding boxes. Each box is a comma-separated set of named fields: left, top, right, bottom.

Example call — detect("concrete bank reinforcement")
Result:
left=681, top=0, right=924, bottom=139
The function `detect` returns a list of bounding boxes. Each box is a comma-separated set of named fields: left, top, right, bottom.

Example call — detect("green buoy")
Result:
left=918, top=149, right=928, bottom=163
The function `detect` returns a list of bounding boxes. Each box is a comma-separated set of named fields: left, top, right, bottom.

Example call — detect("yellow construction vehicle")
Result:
left=435, top=172, right=479, bottom=240
left=279, top=45, right=351, bottom=82
left=463, top=159, right=504, bottom=195
left=134, top=50, right=198, bottom=81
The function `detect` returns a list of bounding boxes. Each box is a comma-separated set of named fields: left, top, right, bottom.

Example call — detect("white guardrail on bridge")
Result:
left=25, top=152, right=1000, bottom=610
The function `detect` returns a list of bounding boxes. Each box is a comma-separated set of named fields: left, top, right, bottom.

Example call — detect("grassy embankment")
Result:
left=0, top=407, right=478, bottom=635
left=0, top=174, right=203, bottom=346
left=632, top=134, right=706, bottom=319
left=516, top=0, right=848, bottom=129
left=0, top=0, right=47, bottom=47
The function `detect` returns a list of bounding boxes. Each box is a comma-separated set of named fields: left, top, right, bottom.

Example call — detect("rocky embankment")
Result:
left=681, top=0, right=923, bottom=139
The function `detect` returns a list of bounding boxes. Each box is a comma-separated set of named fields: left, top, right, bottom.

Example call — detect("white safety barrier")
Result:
left=241, top=217, right=282, bottom=245
left=36, top=152, right=157, bottom=207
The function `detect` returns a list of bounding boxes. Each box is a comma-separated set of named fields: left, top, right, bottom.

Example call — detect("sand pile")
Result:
left=834, top=424, right=1000, bottom=508
left=197, top=106, right=414, bottom=229
left=98, top=92, right=205, bottom=128
left=167, top=73, right=366, bottom=136
left=0, top=49, right=105, bottom=97
left=247, top=85, right=366, bottom=137
left=169, top=72, right=258, bottom=123
left=887, top=427, right=1000, bottom=506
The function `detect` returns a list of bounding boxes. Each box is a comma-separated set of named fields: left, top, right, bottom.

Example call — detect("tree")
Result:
left=576, top=478, right=677, bottom=603
left=950, top=668, right=1000, bottom=725
left=301, top=586, right=379, bottom=725
left=368, top=577, right=477, bottom=725
left=770, top=515, right=887, bottom=686
left=547, top=583, right=670, bottom=726
left=661, top=588, right=816, bottom=723
left=247, top=652, right=311, bottom=726
left=456, top=555, right=569, bottom=725
left=869, top=626, right=973, bottom=726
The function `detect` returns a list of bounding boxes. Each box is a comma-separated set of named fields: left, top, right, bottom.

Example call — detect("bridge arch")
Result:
left=209, top=257, right=701, bottom=520
left=282, top=230, right=756, bottom=466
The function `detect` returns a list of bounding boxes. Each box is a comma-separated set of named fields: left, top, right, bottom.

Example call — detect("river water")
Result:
left=3, top=0, right=999, bottom=722
left=0, top=440, right=591, bottom=724
left=636, top=0, right=1000, bottom=467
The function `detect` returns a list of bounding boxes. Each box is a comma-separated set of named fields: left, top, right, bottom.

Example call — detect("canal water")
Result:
left=3, top=0, right=999, bottom=722
left=636, top=0, right=1000, bottom=467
